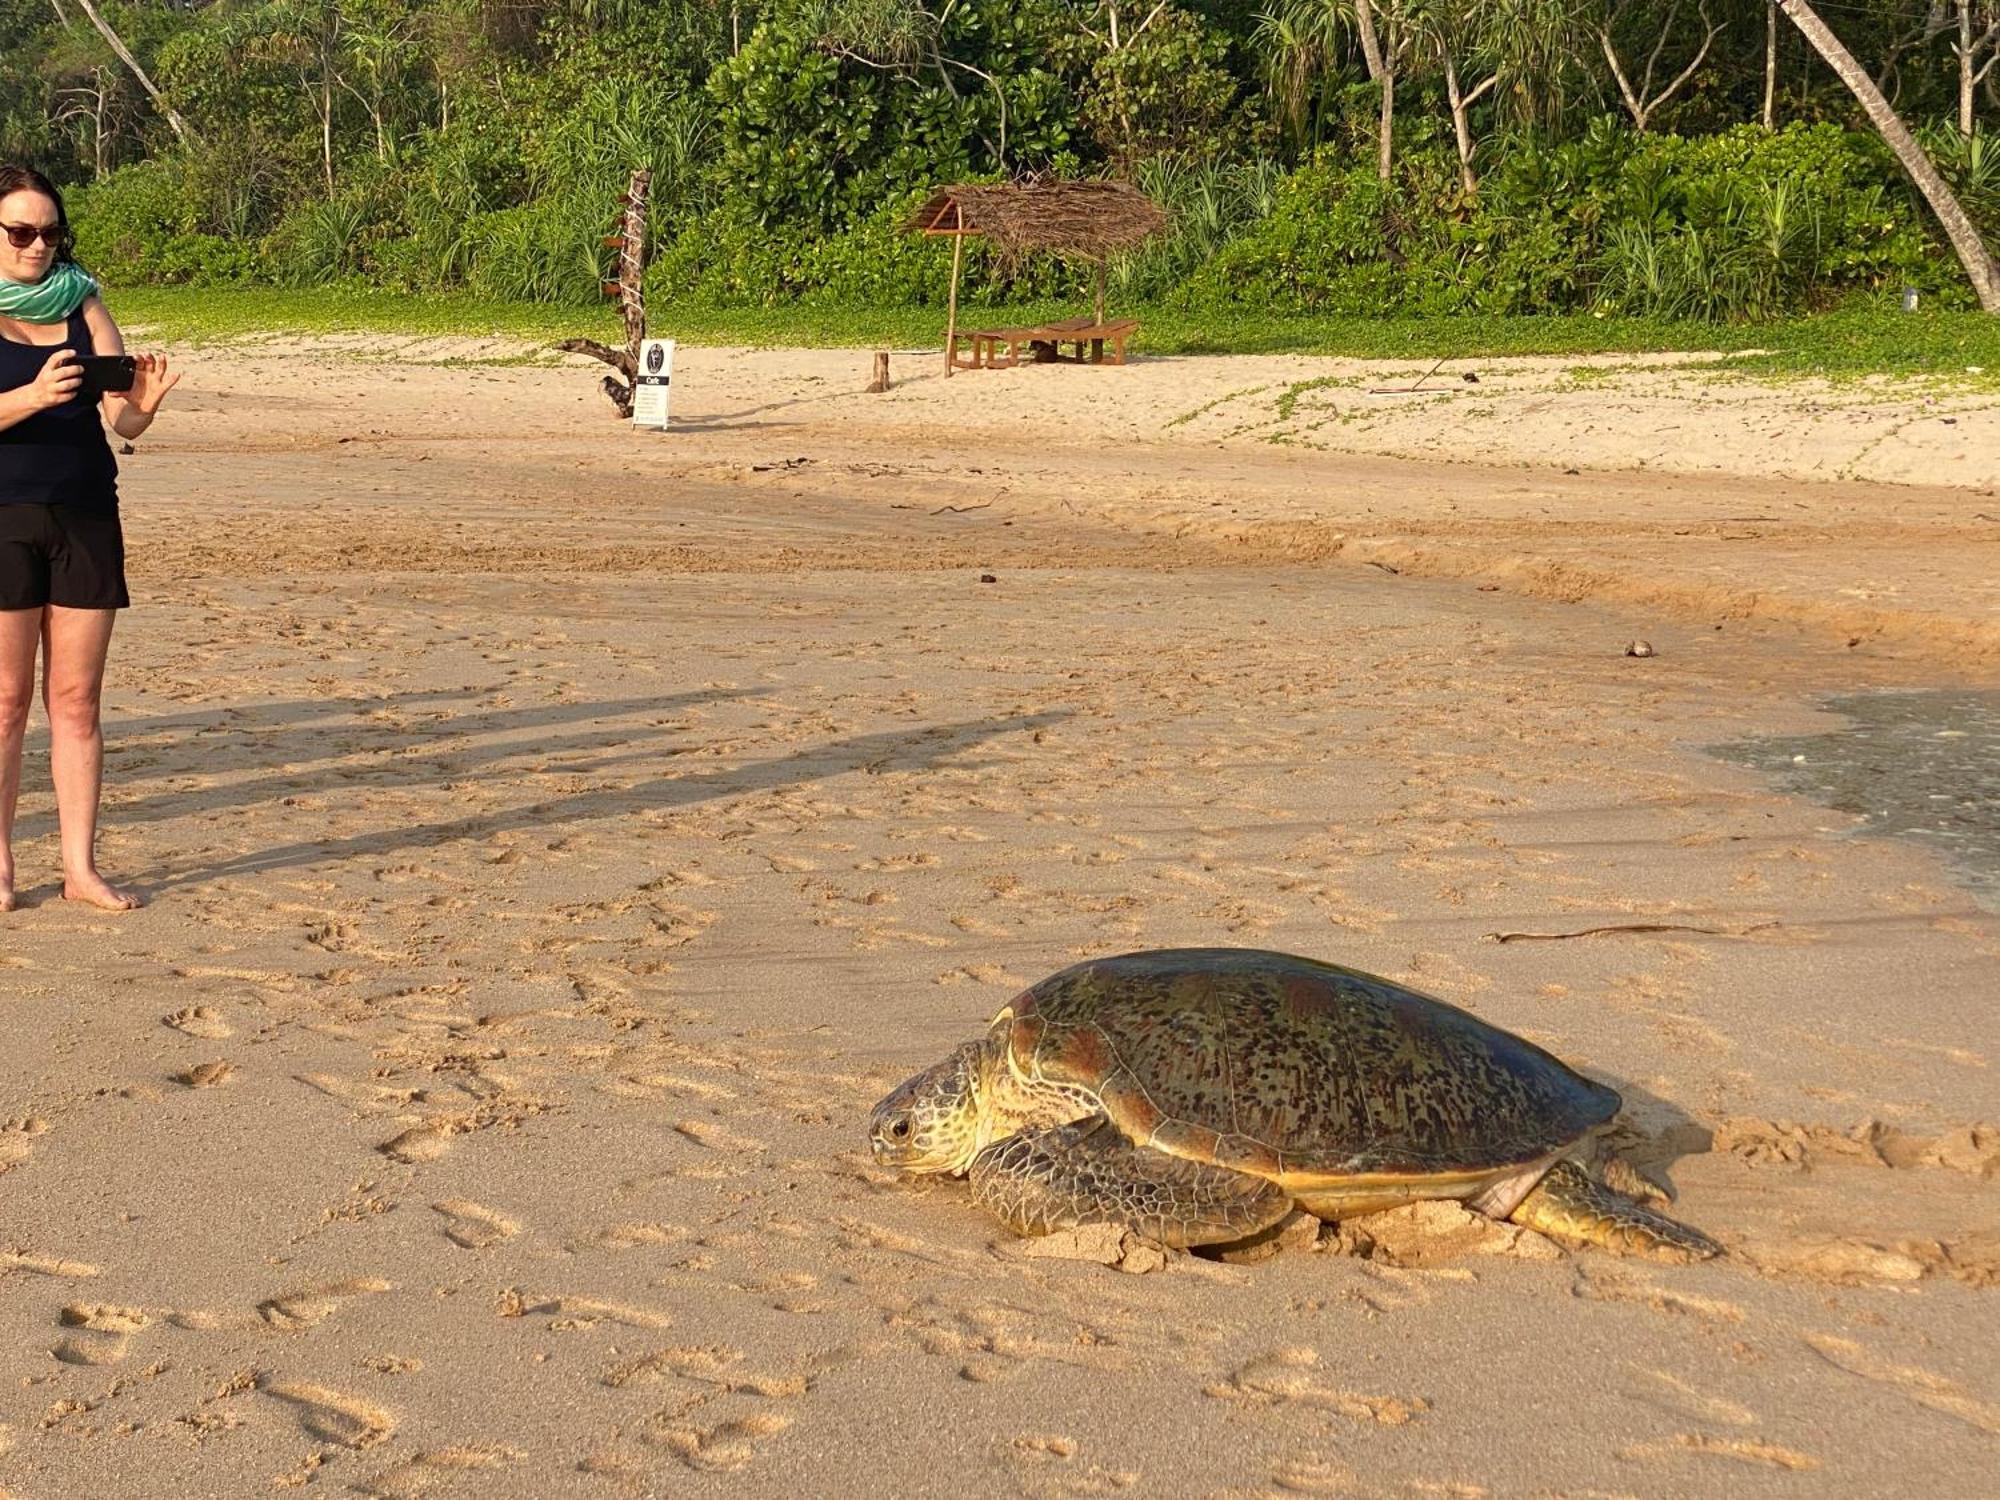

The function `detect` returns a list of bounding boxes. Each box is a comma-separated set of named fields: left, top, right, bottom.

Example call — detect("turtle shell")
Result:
left=1001, top=948, right=1619, bottom=1186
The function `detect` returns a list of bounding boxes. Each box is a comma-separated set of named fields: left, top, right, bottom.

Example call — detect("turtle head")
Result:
left=869, top=1040, right=992, bottom=1175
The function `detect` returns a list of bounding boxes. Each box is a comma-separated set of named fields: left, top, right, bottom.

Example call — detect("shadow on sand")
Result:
left=71, top=690, right=1070, bottom=891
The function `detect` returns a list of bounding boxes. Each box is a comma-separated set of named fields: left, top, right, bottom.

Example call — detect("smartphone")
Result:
left=76, top=354, right=137, bottom=399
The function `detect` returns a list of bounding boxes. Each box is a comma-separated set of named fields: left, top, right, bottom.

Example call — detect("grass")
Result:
left=109, top=285, right=2000, bottom=384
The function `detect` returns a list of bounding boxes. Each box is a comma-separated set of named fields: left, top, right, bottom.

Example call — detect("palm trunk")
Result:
left=1779, top=0, right=2000, bottom=312
left=70, top=0, right=193, bottom=142
left=1378, top=62, right=1395, bottom=182
left=1960, top=1, right=1976, bottom=136
left=1764, top=0, right=1778, bottom=128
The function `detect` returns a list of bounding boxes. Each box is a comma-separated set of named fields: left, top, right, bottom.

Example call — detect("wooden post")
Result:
left=617, top=169, right=652, bottom=373
left=1093, top=260, right=1106, bottom=326
left=944, top=201, right=965, bottom=377
left=868, top=351, right=891, bottom=392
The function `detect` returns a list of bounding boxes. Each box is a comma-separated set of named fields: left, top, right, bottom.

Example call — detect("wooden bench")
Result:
left=952, top=316, right=1141, bottom=370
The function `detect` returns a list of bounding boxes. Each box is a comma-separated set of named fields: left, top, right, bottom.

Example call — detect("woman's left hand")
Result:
left=125, top=352, right=180, bottom=415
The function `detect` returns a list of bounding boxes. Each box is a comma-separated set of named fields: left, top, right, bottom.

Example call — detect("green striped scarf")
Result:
left=0, top=261, right=97, bottom=323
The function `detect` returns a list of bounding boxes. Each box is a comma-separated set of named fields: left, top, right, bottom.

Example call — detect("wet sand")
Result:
left=0, top=340, right=1996, bottom=1497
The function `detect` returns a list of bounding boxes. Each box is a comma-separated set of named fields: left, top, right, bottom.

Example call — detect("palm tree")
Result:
left=1778, top=0, right=2000, bottom=311
left=1252, top=0, right=1347, bottom=151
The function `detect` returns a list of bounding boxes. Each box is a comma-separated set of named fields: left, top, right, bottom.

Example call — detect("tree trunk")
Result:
left=1763, top=0, right=1778, bottom=128
left=1963, top=2, right=1975, bottom=135
left=1441, top=51, right=1496, bottom=195
left=1599, top=3, right=1719, bottom=135
left=1353, top=0, right=1385, bottom=81
left=1355, top=0, right=1395, bottom=180
left=1779, top=0, right=2000, bottom=312
left=70, top=0, right=193, bottom=143
left=1378, top=60, right=1395, bottom=182
left=320, top=71, right=335, bottom=194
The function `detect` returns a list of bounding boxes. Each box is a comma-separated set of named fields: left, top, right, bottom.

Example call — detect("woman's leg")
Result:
left=0, top=607, right=42, bottom=911
left=43, top=604, right=140, bottom=910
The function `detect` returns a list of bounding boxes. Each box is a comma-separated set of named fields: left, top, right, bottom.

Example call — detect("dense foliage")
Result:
left=3, top=0, right=1996, bottom=319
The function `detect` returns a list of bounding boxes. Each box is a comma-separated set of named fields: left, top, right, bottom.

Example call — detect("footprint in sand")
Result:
left=260, top=1379, right=396, bottom=1449
left=350, top=1446, right=524, bottom=1499
left=379, top=1120, right=456, bottom=1163
left=52, top=1304, right=151, bottom=1366
left=298, top=1073, right=420, bottom=1117
left=177, top=1061, right=234, bottom=1089
left=0, top=1117, right=49, bottom=1173
left=601, top=1346, right=808, bottom=1397
left=995, top=1433, right=1142, bottom=1497
left=258, top=1277, right=394, bottom=1331
left=431, top=1199, right=520, bottom=1250
left=496, top=1289, right=672, bottom=1331
left=651, top=1412, right=792, bottom=1473
left=162, top=1006, right=233, bottom=1040
left=1263, top=1457, right=1354, bottom=1494
left=1204, top=1348, right=1429, bottom=1426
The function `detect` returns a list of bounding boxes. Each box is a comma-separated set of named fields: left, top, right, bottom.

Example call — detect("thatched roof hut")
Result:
left=907, top=180, right=1167, bottom=372
left=907, top=180, right=1167, bottom=263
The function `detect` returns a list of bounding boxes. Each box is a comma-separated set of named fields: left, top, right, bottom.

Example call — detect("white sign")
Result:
left=632, top=338, right=674, bottom=429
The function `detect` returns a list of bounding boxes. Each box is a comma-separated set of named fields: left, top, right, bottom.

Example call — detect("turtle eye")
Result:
left=889, top=1117, right=912, bottom=1140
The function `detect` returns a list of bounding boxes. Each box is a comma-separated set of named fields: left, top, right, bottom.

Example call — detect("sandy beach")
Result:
left=1, top=334, right=1996, bottom=1497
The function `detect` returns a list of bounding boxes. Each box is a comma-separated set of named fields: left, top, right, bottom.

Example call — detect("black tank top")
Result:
left=0, top=309, right=120, bottom=510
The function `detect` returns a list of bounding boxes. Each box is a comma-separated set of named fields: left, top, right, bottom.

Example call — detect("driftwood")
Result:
left=1483, top=921, right=1778, bottom=943
left=558, top=168, right=652, bottom=418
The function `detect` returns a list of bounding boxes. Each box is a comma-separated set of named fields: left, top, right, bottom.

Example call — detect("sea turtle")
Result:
left=869, top=947, right=1719, bottom=1262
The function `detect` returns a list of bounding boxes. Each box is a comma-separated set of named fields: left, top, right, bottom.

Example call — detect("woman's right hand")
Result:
left=29, top=349, right=82, bottom=410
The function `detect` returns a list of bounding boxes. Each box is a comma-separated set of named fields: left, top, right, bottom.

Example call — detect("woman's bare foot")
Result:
left=0, top=875, right=15, bottom=913
left=62, top=870, right=143, bottom=911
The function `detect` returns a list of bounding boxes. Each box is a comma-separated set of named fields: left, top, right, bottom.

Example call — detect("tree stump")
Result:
left=867, top=350, right=891, bottom=393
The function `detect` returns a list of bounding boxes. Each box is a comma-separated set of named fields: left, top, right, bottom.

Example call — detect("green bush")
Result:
left=463, top=193, right=608, bottom=304
left=1180, top=122, right=1941, bottom=321
left=72, top=156, right=269, bottom=285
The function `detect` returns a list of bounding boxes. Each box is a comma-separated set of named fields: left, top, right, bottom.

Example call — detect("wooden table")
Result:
left=952, top=316, right=1141, bottom=370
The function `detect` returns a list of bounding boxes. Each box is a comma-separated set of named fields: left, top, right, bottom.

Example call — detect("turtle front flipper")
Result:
left=1509, top=1159, right=1721, bottom=1263
left=969, top=1117, right=1293, bottom=1249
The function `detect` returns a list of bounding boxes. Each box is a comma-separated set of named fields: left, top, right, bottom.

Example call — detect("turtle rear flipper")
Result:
left=1510, top=1159, right=1721, bottom=1263
left=1598, top=1152, right=1674, bottom=1208
left=969, top=1118, right=1292, bottom=1249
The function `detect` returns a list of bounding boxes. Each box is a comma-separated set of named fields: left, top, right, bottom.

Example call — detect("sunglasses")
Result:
left=2, top=223, right=69, bottom=250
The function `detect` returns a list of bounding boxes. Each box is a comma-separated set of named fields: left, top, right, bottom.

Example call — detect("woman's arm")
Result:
left=81, top=295, right=178, bottom=440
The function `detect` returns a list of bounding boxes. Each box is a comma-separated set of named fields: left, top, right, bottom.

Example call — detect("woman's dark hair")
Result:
left=0, top=164, right=71, bottom=260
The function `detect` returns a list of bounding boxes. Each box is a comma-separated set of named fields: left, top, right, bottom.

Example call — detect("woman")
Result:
left=0, top=164, right=177, bottom=911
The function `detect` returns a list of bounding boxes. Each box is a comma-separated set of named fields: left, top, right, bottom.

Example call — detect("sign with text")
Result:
left=632, top=338, right=674, bottom=429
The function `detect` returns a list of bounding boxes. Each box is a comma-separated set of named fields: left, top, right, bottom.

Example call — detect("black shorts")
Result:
left=0, top=504, right=129, bottom=611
